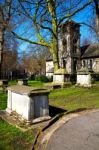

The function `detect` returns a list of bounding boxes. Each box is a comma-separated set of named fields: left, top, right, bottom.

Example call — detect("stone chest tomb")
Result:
left=6, top=85, right=50, bottom=122
left=77, top=67, right=93, bottom=87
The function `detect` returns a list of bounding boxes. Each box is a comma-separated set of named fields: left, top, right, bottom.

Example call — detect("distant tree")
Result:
left=2, top=33, right=18, bottom=79
left=22, top=53, right=39, bottom=76
left=0, top=0, right=13, bottom=78
left=1, top=0, right=98, bottom=76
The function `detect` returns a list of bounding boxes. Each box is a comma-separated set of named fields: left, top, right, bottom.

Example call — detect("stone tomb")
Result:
left=77, top=67, right=93, bottom=87
left=53, top=68, right=70, bottom=83
left=6, top=85, right=50, bottom=123
left=17, top=79, right=28, bottom=85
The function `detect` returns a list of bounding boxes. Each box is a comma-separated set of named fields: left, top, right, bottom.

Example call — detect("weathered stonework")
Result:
left=53, top=68, right=70, bottom=83
left=17, top=79, right=28, bottom=85
left=6, top=85, right=50, bottom=122
left=46, top=61, right=54, bottom=77
left=77, top=67, right=93, bottom=87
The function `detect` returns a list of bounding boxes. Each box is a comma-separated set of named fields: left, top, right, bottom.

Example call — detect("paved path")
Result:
left=46, top=111, right=99, bottom=150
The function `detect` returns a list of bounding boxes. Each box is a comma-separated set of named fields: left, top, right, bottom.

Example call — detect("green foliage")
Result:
left=93, top=74, right=99, bottom=81
left=35, top=75, right=49, bottom=82
left=29, top=74, right=35, bottom=80
left=70, top=75, right=77, bottom=84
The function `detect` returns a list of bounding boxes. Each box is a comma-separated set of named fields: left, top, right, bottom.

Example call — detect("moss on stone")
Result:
left=77, top=67, right=93, bottom=75
left=54, top=68, right=68, bottom=75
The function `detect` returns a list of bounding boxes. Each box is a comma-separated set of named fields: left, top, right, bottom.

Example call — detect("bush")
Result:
left=93, top=74, right=99, bottom=81
left=47, top=76, right=53, bottom=82
left=70, top=74, right=77, bottom=84
left=35, top=75, right=49, bottom=82
left=29, top=74, right=35, bottom=80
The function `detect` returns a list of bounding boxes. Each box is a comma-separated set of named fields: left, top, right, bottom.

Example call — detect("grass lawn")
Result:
left=0, top=85, right=99, bottom=149
left=9, top=80, right=44, bottom=88
left=0, top=90, right=39, bottom=150
left=0, top=91, right=7, bottom=110
left=28, top=80, right=44, bottom=87
left=49, top=86, right=99, bottom=112
left=0, top=118, right=38, bottom=150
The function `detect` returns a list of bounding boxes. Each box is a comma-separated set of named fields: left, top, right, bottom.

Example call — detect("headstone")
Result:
left=0, top=79, right=8, bottom=91
left=77, top=67, right=93, bottom=87
left=17, top=79, right=28, bottom=85
left=6, top=85, right=50, bottom=123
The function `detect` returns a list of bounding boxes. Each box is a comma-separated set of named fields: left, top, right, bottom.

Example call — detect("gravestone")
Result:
left=6, top=85, right=50, bottom=123
left=77, top=67, right=93, bottom=87
left=0, top=79, right=8, bottom=91
left=17, top=79, right=28, bottom=85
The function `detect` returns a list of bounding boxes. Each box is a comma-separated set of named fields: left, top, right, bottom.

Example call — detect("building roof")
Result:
left=46, top=52, right=53, bottom=61
left=60, top=19, right=80, bottom=28
left=82, top=43, right=99, bottom=58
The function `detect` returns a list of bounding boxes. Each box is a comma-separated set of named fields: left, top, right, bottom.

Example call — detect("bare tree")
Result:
left=0, top=0, right=12, bottom=78
left=2, top=33, right=18, bottom=79
left=11, top=0, right=94, bottom=73
left=1, top=0, right=98, bottom=76
left=93, top=0, right=99, bottom=38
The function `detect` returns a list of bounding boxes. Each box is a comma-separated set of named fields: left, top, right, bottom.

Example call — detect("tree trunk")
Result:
left=93, top=0, right=99, bottom=38
left=0, top=5, right=4, bottom=79
left=0, top=29, right=3, bottom=79
left=52, top=49, right=59, bottom=72
left=96, top=14, right=99, bottom=38
left=50, top=39, right=59, bottom=72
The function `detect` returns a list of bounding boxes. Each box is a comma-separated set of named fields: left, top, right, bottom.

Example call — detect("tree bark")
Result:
left=0, top=5, right=4, bottom=79
left=93, top=0, right=99, bottom=38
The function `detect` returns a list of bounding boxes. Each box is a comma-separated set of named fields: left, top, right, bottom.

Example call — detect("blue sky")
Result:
left=16, top=1, right=97, bottom=54
left=0, top=0, right=97, bottom=54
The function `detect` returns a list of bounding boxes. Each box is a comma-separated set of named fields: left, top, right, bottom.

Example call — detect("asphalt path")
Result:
left=46, top=111, right=99, bottom=150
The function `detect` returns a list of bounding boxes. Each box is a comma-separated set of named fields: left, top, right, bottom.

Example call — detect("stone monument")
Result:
left=6, top=85, right=50, bottom=123
left=77, top=67, right=93, bottom=87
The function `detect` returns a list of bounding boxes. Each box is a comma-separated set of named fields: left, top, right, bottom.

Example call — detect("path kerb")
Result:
left=33, top=109, right=99, bottom=150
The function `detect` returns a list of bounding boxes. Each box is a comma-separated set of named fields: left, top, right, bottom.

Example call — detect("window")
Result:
left=90, top=60, right=92, bottom=69
left=72, top=37, right=77, bottom=53
left=83, top=60, right=86, bottom=67
left=63, top=60, right=66, bottom=68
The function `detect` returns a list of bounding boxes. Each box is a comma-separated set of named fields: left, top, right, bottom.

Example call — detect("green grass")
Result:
left=0, top=90, right=39, bottom=150
left=49, top=86, right=99, bottom=111
left=0, top=91, right=7, bottom=110
left=8, top=80, right=17, bottom=86
left=28, top=80, right=44, bottom=87
left=0, top=84, right=99, bottom=149
left=95, top=81, right=99, bottom=84
left=9, top=80, right=44, bottom=88
left=0, top=118, right=38, bottom=150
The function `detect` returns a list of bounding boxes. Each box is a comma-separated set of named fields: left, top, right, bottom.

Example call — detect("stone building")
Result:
left=46, top=20, right=99, bottom=78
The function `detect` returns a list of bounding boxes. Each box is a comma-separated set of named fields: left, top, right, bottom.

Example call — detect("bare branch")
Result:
left=12, top=31, right=50, bottom=47
left=58, top=0, right=93, bottom=26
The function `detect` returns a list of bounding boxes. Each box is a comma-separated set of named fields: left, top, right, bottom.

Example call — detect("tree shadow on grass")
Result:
left=49, top=105, right=67, bottom=117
